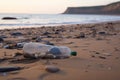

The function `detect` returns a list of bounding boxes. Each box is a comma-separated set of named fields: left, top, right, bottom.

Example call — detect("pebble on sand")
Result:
left=45, top=65, right=60, bottom=73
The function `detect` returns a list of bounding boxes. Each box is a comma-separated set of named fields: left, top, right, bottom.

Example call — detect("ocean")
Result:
left=0, top=14, right=120, bottom=29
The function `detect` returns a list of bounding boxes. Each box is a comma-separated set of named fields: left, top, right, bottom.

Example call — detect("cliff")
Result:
left=63, top=1, right=120, bottom=15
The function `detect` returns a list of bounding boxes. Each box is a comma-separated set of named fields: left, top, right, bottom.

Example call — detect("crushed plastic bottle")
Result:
left=23, top=42, right=77, bottom=58
left=23, top=42, right=53, bottom=58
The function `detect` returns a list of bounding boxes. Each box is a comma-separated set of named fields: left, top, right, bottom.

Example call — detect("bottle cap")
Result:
left=70, top=51, right=77, bottom=56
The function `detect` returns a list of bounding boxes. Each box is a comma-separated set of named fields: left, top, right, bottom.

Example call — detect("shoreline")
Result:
left=0, top=20, right=120, bottom=30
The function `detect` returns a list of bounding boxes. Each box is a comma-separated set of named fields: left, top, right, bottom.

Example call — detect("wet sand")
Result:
left=0, top=21, right=120, bottom=80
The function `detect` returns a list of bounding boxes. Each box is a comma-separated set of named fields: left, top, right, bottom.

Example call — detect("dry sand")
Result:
left=0, top=21, right=120, bottom=80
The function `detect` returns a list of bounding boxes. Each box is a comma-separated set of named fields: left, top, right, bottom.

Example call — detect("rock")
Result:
left=36, top=37, right=42, bottom=42
left=0, top=37, right=4, bottom=43
left=3, top=45, right=9, bottom=49
left=47, top=35, right=53, bottom=38
left=0, top=66, right=22, bottom=72
left=43, top=32, right=51, bottom=35
left=91, top=55, right=95, bottom=58
left=115, top=57, right=119, bottom=59
left=2, top=17, right=17, bottom=20
left=92, top=29, right=97, bottom=37
left=45, top=65, right=60, bottom=73
left=0, top=43, right=3, bottom=48
left=16, top=42, right=26, bottom=48
left=0, top=58, right=6, bottom=63
left=3, top=44, right=17, bottom=49
left=46, top=41, right=54, bottom=46
left=11, top=32, right=23, bottom=36
left=98, top=31, right=106, bottom=35
left=80, top=32, right=85, bottom=38
left=32, top=37, right=37, bottom=40
left=99, top=56, right=106, bottom=59
left=76, top=32, right=85, bottom=38
left=85, top=70, right=88, bottom=72
left=96, top=37, right=103, bottom=40
left=54, top=31, right=60, bottom=34
left=0, top=35, right=7, bottom=38
left=95, top=52, right=100, bottom=54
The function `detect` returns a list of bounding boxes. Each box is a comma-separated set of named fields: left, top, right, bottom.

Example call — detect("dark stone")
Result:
left=76, top=32, right=85, bottom=38
left=95, top=52, right=100, bottom=54
left=43, top=32, right=51, bottom=35
left=16, top=42, right=25, bottom=48
left=54, top=31, right=59, bottom=34
left=0, top=66, right=22, bottom=72
left=0, top=38, right=4, bottom=43
left=36, top=37, right=42, bottom=42
left=80, top=32, right=85, bottom=38
left=98, top=32, right=106, bottom=35
left=0, top=58, right=6, bottom=63
left=91, top=55, right=95, bottom=58
left=47, top=35, right=53, bottom=38
left=11, top=32, right=23, bottom=36
left=32, top=37, right=37, bottom=40
left=92, top=29, right=97, bottom=37
left=45, top=65, right=60, bottom=73
left=4, top=44, right=16, bottom=49
left=0, top=35, right=7, bottom=38
left=99, top=56, right=106, bottom=59
left=2, top=17, right=17, bottom=20
left=46, top=41, right=54, bottom=46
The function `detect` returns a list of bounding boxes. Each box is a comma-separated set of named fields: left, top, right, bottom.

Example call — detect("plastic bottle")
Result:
left=23, top=42, right=53, bottom=58
left=48, top=46, right=77, bottom=58
left=23, top=42, right=77, bottom=58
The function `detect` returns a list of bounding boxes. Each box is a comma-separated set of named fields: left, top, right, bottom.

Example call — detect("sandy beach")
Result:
left=0, top=21, right=120, bottom=80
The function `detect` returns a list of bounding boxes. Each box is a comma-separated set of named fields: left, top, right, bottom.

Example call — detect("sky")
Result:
left=0, top=0, right=120, bottom=14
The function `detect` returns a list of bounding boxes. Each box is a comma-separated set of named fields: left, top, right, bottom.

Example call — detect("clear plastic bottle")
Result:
left=23, top=42, right=77, bottom=58
left=23, top=42, right=53, bottom=58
